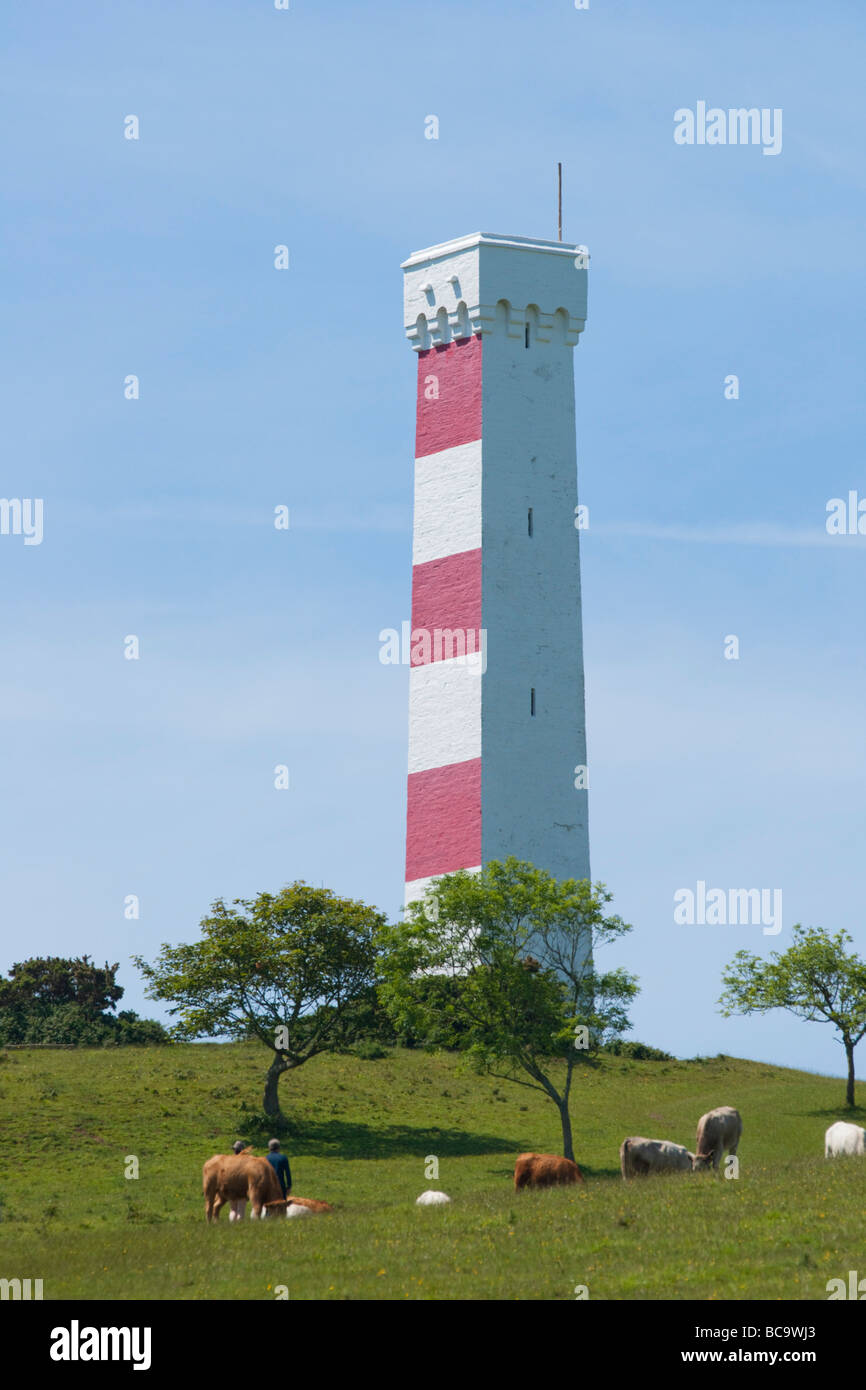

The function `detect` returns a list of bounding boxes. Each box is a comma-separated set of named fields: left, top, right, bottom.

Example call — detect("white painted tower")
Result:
left=402, top=232, right=591, bottom=909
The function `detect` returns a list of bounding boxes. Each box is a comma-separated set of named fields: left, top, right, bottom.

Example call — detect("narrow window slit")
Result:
left=524, top=322, right=530, bottom=348
left=527, top=507, right=533, bottom=537
left=530, top=687, right=536, bottom=717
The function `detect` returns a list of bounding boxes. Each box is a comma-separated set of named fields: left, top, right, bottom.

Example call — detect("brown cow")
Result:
left=202, top=1152, right=284, bottom=1222
left=287, top=1197, right=333, bottom=1214
left=514, top=1152, right=585, bottom=1190
left=262, top=1196, right=334, bottom=1218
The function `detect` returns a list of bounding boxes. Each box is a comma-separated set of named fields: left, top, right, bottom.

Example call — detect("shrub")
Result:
left=354, top=1040, right=390, bottom=1060
left=0, top=1002, right=170, bottom=1047
left=603, top=1039, right=674, bottom=1061
left=110, top=1011, right=170, bottom=1046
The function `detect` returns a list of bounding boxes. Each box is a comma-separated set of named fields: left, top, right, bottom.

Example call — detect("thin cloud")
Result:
left=592, top=520, right=866, bottom=548
left=60, top=501, right=409, bottom=533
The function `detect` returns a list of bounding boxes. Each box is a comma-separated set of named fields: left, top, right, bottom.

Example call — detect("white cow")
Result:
left=415, top=1190, right=451, bottom=1206
left=620, top=1137, right=696, bottom=1179
left=694, top=1106, right=742, bottom=1171
left=825, top=1121, right=866, bottom=1157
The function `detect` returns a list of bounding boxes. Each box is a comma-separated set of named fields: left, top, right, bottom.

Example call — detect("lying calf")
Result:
left=261, top=1196, right=334, bottom=1217
left=228, top=1196, right=334, bottom=1219
left=620, top=1136, right=696, bottom=1179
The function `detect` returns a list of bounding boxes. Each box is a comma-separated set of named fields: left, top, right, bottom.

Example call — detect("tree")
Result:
left=0, top=956, right=168, bottom=1046
left=719, top=926, right=866, bottom=1107
left=376, top=858, right=638, bottom=1162
left=0, top=956, right=123, bottom=1015
left=133, top=882, right=383, bottom=1119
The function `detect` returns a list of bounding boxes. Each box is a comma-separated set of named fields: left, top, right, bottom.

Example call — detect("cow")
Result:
left=693, top=1107, right=742, bottom=1172
left=261, top=1196, right=334, bottom=1218
left=825, top=1121, right=866, bottom=1157
left=285, top=1197, right=333, bottom=1214
left=415, top=1190, right=451, bottom=1206
left=514, top=1153, right=585, bottom=1191
left=619, top=1137, right=695, bottom=1179
left=228, top=1145, right=256, bottom=1218
left=202, top=1152, right=284, bottom=1222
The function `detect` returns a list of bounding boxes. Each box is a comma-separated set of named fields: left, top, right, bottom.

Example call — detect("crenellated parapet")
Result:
left=402, top=231, right=589, bottom=351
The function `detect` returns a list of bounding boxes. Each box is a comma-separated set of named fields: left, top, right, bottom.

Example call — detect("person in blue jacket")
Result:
left=266, top=1138, right=293, bottom=1198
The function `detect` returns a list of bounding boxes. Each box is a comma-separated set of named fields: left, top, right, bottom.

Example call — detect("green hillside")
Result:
left=1, top=1043, right=863, bottom=1300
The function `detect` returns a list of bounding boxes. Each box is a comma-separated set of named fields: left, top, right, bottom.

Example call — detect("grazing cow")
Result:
left=415, top=1190, right=451, bottom=1206
left=620, top=1137, right=695, bottom=1179
left=694, top=1107, right=742, bottom=1172
left=514, top=1153, right=584, bottom=1191
left=825, top=1121, right=866, bottom=1158
left=202, top=1153, right=284, bottom=1222
left=228, top=1145, right=256, bottom=1218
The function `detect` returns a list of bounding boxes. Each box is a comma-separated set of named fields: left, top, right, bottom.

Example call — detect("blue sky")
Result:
left=2, top=0, right=865, bottom=1079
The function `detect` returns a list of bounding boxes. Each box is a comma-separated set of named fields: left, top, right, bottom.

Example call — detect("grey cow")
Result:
left=694, top=1106, right=742, bottom=1171
left=620, top=1136, right=696, bottom=1179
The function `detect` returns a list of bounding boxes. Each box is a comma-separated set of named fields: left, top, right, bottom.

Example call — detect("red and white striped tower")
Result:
left=402, top=232, right=590, bottom=911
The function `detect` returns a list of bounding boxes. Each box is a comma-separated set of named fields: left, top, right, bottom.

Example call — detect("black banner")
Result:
left=6, top=1299, right=855, bottom=1375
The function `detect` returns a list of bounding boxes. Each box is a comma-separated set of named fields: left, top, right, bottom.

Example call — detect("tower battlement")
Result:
left=402, top=232, right=589, bottom=350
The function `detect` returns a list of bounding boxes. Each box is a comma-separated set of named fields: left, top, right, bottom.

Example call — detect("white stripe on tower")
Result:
left=408, top=659, right=482, bottom=775
left=412, top=441, right=481, bottom=566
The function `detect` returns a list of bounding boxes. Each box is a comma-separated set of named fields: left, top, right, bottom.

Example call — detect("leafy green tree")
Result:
left=134, top=882, right=383, bottom=1118
left=0, top=956, right=123, bottom=1015
left=0, top=957, right=168, bottom=1047
left=720, top=926, right=866, bottom=1107
left=377, top=858, right=638, bottom=1162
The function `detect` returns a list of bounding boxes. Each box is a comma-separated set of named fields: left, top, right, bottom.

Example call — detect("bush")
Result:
left=354, top=1040, right=390, bottom=1060
left=110, top=1011, right=170, bottom=1046
left=603, top=1039, right=674, bottom=1061
left=33, top=1004, right=109, bottom=1046
left=0, top=1007, right=26, bottom=1045
left=0, top=954, right=170, bottom=1047
left=0, top=1002, right=169, bottom=1047
left=232, top=1108, right=294, bottom=1143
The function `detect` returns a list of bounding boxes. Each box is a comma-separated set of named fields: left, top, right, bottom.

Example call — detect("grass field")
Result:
left=1, top=1042, right=864, bottom=1300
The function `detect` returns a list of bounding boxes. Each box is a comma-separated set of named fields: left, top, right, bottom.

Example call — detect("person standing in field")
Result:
left=265, top=1138, right=292, bottom=1198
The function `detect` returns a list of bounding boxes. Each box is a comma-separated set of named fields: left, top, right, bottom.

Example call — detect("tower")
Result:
left=402, top=232, right=590, bottom=910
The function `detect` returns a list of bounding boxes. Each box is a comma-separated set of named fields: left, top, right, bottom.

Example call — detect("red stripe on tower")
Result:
left=415, top=334, right=482, bottom=458
left=405, top=758, right=482, bottom=883
left=410, top=548, right=481, bottom=666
